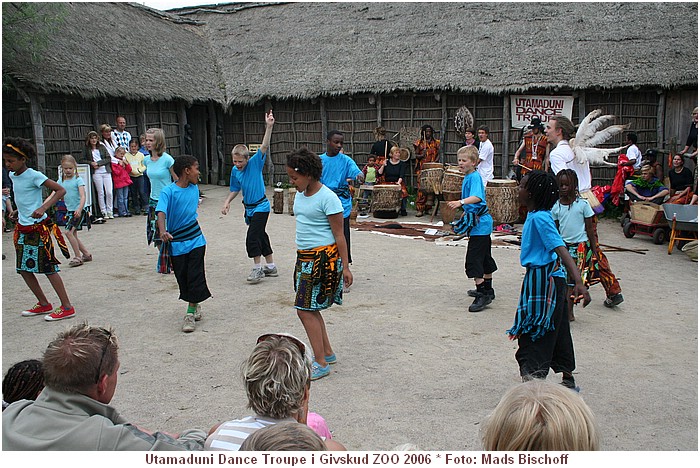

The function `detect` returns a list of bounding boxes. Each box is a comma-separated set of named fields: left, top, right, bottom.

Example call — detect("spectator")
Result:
left=668, top=154, right=694, bottom=204
left=239, top=422, right=327, bottom=451
left=206, top=333, right=345, bottom=451
left=2, top=359, right=44, bottom=411
left=620, top=132, right=643, bottom=171
left=625, top=164, right=669, bottom=204
left=2, top=323, right=207, bottom=450
left=111, top=116, right=132, bottom=151
left=476, top=125, right=494, bottom=187
left=481, top=380, right=600, bottom=451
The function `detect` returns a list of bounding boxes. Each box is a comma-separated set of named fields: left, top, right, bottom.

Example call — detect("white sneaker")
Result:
left=182, top=314, right=195, bottom=333
left=247, top=268, right=264, bottom=283
left=262, top=266, right=278, bottom=277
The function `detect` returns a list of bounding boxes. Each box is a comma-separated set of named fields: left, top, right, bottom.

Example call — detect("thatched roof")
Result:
left=181, top=1, right=698, bottom=105
left=3, top=2, right=225, bottom=104
left=3, top=2, right=697, bottom=106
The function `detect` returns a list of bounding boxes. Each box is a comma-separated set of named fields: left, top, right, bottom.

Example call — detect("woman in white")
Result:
left=81, top=130, right=114, bottom=219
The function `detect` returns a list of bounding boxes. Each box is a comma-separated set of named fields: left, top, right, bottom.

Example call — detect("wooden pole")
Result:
left=657, top=91, right=666, bottom=149
left=502, top=96, right=510, bottom=178
left=29, top=93, right=46, bottom=174
left=440, top=92, right=447, bottom=163
left=208, top=101, right=219, bottom=183
left=320, top=98, right=328, bottom=150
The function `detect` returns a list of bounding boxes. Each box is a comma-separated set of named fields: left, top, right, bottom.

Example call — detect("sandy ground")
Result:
left=1, top=184, right=697, bottom=451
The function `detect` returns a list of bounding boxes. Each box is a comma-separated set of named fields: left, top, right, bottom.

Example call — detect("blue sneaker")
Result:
left=311, top=361, right=330, bottom=380
left=325, top=353, right=337, bottom=365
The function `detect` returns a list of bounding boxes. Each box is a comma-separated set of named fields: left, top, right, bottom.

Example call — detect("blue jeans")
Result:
left=115, top=187, right=129, bottom=216
left=129, top=176, right=148, bottom=212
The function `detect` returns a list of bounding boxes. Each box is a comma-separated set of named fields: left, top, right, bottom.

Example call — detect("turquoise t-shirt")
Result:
left=10, top=168, right=48, bottom=226
left=144, top=152, right=175, bottom=201
left=520, top=210, right=565, bottom=278
left=293, top=185, right=343, bottom=250
left=229, top=148, right=271, bottom=215
left=461, top=170, right=493, bottom=236
left=551, top=198, right=594, bottom=244
left=156, top=182, right=206, bottom=256
left=319, top=152, right=361, bottom=218
left=58, top=176, right=85, bottom=212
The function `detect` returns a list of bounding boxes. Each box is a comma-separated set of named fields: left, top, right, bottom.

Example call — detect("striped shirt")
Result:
left=205, top=415, right=297, bottom=451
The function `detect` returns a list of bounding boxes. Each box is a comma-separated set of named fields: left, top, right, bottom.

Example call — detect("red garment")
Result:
left=609, top=154, right=634, bottom=206
left=111, top=161, right=133, bottom=189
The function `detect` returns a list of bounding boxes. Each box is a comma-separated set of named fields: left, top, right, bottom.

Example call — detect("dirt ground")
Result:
left=1, top=184, right=697, bottom=451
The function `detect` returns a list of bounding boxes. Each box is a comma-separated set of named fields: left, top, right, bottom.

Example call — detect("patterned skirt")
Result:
left=565, top=242, right=602, bottom=288
left=64, top=209, right=92, bottom=232
left=294, top=244, right=343, bottom=311
left=14, top=219, right=69, bottom=274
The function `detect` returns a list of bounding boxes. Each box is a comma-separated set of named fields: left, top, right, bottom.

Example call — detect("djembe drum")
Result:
left=287, top=187, right=296, bottom=216
left=441, top=166, right=464, bottom=201
left=485, top=179, right=519, bottom=225
left=419, top=162, right=444, bottom=194
left=273, top=188, right=284, bottom=214
left=372, top=184, right=402, bottom=218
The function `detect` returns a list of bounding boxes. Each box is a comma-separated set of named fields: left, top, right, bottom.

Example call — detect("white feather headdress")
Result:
left=569, top=109, right=630, bottom=167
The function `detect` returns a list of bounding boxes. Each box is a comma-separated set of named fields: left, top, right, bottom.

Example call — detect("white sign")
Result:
left=510, top=95, right=574, bottom=128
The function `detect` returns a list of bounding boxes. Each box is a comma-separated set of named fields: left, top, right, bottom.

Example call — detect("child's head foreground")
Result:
left=2, top=359, right=45, bottom=409
left=481, top=380, right=600, bottom=451
left=239, top=422, right=326, bottom=451
left=519, top=170, right=559, bottom=212
left=456, top=145, right=479, bottom=173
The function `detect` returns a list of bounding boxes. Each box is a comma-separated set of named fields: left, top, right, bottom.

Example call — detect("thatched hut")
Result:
left=3, top=1, right=698, bottom=188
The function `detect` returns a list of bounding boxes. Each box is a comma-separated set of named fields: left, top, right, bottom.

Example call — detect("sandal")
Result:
left=68, top=258, right=83, bottom=267
left=82, top=254, right=93, bottom=262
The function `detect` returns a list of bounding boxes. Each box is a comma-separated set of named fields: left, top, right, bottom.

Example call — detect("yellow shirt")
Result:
left=125, top=151, right=146, bottom=177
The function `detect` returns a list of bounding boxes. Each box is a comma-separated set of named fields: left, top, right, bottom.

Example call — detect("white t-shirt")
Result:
left=92, top=148, right=107, bottom=174
left=549, top=140, right=573, bottom=176
left=627, top=144, right=642, bottom=170
left=477, top=139, right=494, bottom=186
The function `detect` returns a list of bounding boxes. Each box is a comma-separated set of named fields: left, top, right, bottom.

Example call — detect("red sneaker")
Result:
left=44, top=306, right=75, bottom=321
left=21, top=303, right=53, bottom=317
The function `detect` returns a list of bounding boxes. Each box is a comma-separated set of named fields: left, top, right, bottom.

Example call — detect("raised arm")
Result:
left=259, top=110, right=275, bottom=155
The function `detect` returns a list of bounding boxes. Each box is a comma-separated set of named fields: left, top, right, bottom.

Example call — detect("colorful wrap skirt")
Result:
left=565, top=242, right=602, bottom=288
left=507, top=261, right=560, bottom=342
left=14, top=218, right=69, bottom=274
left=64, top=209, right=92, bottom=232
left=294, top=243, right=343, bottom=311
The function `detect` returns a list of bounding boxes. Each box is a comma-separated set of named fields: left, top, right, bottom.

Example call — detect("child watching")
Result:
left=508, top=171, right=591, bottom=390
left=359, top=155, right=377, bottom=215
left=3, top=137, right=75, bottom=321
left=125, top=139, right=148, bottom=215
left=447, top=146, right=497, bottom=312
left=221, top=110, right=277, bottom=284
left=156, top=155, right=211, bottom=333
left=481, top=379, right=600, bottom=451
left=58, top=155, right=92, bottom=267
left=112, top=146, right=133, bottom=217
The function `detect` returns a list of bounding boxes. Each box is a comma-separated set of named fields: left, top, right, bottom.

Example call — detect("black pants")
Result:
left=515, top=277, right=575, bottom=378
left=344, top=216, right=352, bottom=264
left=246, top=211, right=273, bottom=258
left=171, top=245, right=211, bottom=304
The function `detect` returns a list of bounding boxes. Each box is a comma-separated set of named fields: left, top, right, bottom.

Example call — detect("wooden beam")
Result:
left=441, top=92, right=447, bottom=163
left=92, top=100, right=100, bottom=130
left=320, top=98, right=328, bottom=149
left=208, top=101, right=220, bottom=183
left=578, top=91, right=586, bottom=122
left=29, top=93, right=46, bottom=173
left=178, top=101, right=187, bottom=156
left=376, top=94, right=382, bottom=126
left=502, top=96, right=509, bottom=178
left=136, top=101, right=146, bottom=137
left=657, top=91, right=666, bottom=149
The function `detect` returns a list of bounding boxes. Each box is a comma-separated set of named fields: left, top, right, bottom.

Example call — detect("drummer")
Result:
left=413, top=125, right=441, bottom=217
left=377, top=146, right=409, bottom=216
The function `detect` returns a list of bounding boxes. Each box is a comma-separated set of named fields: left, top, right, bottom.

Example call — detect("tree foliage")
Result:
left=2, top=2, right=66, bottom=89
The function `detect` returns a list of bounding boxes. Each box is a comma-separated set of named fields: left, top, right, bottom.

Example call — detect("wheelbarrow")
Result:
left=622, top=201, right=669, bottom=244
left=662, top=204, right=698, bottom=254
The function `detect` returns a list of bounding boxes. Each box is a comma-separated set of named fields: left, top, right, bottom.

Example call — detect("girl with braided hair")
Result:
left=508, top=171, right=590, bottom=391
left=3, top=359, right=44, bottom=410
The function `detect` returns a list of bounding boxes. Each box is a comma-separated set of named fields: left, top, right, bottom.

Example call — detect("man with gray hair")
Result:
left=2, top=323, right=207, bottom=450
left=206, top=333, right=345, bottom=451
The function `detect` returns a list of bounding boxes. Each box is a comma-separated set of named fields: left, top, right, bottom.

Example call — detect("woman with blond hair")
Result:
left=143, top=128, right=177, bottom=272
left=481, top=380, right=600, bottom=451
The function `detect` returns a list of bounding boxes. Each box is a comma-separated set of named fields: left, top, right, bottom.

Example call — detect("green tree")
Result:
left=2, top=2, right=66, bottom=89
